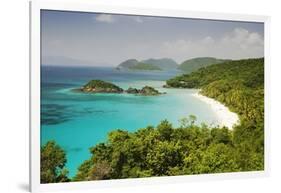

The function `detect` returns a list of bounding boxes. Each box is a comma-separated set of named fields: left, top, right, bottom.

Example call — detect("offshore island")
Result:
left=74, top=79, right=164, bottom=96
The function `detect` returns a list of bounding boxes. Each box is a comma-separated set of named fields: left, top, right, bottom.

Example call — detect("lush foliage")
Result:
left=178, top=57, right=228, bottom=73
left=41, top=141, right=70, bottom=183
left=74, top=116, right=262, bottom=181
left=167, top=58, right=264, bottom=121
left=42, top=58, right=264, bottom=182
left=167, top=58, right=264, bottom=171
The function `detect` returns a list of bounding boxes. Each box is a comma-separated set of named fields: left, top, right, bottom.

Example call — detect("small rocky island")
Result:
left=81, top=80, right=124, bottom=93
left=77, top=80, right=163, bottom=96
left=126, top=86, right=162, bottom=96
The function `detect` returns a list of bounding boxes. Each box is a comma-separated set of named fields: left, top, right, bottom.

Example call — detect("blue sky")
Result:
left=41, top=10, right=264, bottom=66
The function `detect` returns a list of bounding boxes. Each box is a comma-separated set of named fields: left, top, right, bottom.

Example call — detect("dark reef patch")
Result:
left=41, top=104, right=118, bottom=125
left=41, top=104, right=73, bottom=125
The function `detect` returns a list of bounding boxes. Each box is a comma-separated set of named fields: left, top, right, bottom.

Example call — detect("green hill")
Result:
left=117, top=59, right=160, bottom=71
left=128, top=62, right=161, bottom=71
left=81, top=80, right=124, bottom=93
left=166, top=58, right=264, bottom=171
left=178, top=57, right=228, bottom=73
left=117, top=58, right=178, bottom=71
left=141, top=58, right=178, bottom=70
left=117, top=59, right=138, bottom=69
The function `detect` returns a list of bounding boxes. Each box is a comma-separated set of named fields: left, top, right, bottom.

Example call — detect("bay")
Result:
left=41, top=66, right=220, bottom=177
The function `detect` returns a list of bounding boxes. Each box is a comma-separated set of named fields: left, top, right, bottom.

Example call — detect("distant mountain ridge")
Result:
left=130, top=62, right=162, bottom=70
left=117, top=58, right=178, bottom=71
left=178, top=57, right=229, bottom=73
left=117, top=59, right=139, bottom=69
left=141, top=58, right=178, bottom=70
left=117, top=57, right=230, bottom=72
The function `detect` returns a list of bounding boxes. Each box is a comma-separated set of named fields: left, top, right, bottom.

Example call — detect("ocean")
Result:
left=41, top=66, right=220, bottom=177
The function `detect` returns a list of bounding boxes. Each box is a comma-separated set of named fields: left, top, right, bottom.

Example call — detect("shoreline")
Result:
left=192, top=91, right=239, bottom=129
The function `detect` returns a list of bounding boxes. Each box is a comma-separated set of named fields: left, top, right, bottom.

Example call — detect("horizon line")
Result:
left=41, top=56, right=264, bottom=68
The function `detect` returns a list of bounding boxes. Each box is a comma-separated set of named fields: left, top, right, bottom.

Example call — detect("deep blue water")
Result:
left=41, top=66, right=219, bottom=177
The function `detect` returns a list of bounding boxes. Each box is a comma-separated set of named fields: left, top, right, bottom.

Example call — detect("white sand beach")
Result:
left=192, top=91, right=240, bottom=129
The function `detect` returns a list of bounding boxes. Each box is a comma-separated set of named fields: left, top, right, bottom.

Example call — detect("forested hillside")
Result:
left=166, top=58, right=264, bottom=123
left=178, top=57, right=228, bottom=73
left=167, top=58, right=264, bottom=172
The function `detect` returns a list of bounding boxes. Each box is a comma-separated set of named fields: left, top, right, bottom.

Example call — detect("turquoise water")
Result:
left=41, top=66, right=219, bottom=177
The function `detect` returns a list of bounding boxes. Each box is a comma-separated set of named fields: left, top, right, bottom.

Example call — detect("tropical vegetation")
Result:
left=41, top=141, right=70, bottom=183
left=178, top=57, right=228, bottom=73
left=41, top=58, right=264, bottom=183
left=166, top=58, right=264, bottom=171
left=81, top=79, right=124, bottom=93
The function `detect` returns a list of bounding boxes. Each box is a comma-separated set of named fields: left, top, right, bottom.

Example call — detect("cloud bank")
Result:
left=42, top=11, right=264, bottom=66
left=161, top=28, right=264, bottom=61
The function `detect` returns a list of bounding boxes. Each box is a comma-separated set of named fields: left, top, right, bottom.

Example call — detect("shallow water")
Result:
left=41, top=66, right=219, bottom=177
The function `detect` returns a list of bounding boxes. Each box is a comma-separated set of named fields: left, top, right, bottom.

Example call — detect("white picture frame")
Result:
left=30, top=0, right=270, bottom=192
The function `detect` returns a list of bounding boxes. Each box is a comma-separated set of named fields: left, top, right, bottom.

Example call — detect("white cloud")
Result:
left=222, top=28, right=263, bottom=48
left=96, top=14, right=115, bottom=23
left=160, top=28, right=264, bottom=61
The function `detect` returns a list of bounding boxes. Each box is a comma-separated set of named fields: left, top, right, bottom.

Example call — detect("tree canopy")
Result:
left=166, top=58, right=264, bottom=171
left=73, top=116, right=257, bottom=181
left=41, top=141, right=70, bottom=183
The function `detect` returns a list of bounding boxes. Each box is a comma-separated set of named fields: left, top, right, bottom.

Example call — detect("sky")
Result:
left=41, top=10, right=264, bottom=66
